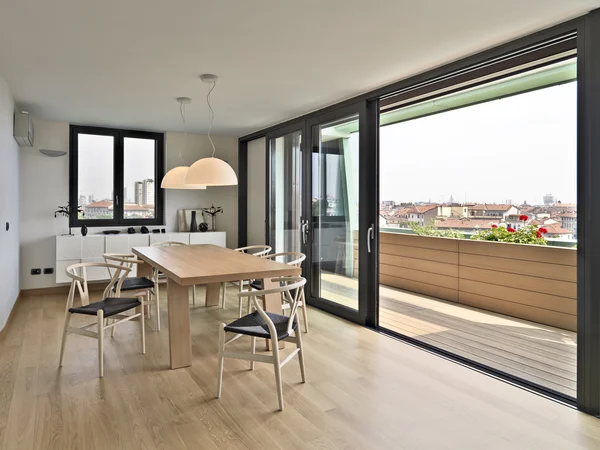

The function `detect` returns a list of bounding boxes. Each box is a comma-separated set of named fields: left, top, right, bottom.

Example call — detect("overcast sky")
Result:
left=380, top=82, right=577, bottom=205
left=78, top=136, right=154, bottom=202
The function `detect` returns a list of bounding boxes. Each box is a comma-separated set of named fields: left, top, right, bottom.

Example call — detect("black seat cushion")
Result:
left=249, top=280, right=262, bottom=291
left=69, top=297, right=141, bottom=317
left=224, top=311, right=297, bottom=340
left=113, top=277, right=154, bottom=292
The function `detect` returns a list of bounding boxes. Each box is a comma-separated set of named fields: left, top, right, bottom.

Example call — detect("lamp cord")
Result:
left=206, top=80, right=217, bottom=158
left=179, top=102, right=187, bottom=164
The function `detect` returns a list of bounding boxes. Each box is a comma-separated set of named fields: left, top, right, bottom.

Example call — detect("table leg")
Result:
left=167, top=279, right=192, bottom=369
left=204, top=283, right=221, bottom=306
left=137, top=260, right=152, bottom=279
left=262, top=277, right=285, bottom=350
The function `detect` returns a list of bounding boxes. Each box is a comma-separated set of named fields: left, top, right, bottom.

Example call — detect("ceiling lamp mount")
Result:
left=161, top=96, right=207, bottom=190
left=184, top=74, right=238, bottom=187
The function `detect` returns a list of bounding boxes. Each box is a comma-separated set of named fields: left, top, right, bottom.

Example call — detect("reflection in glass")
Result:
left=312, top=115, right=360, bottom=310
left=270, top=130, right=302, bottom=253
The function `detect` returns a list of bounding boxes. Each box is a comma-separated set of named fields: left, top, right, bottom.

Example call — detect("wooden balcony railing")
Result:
left=370, top=232, right=577, bottom=331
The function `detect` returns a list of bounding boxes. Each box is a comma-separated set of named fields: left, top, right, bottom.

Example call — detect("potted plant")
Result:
left=55, top=202, right=85, bottom=236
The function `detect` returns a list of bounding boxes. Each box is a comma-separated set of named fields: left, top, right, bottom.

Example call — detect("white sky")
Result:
left=380, top=82, right=577, bottom=205
left=78, top=135, right=155, bottom=202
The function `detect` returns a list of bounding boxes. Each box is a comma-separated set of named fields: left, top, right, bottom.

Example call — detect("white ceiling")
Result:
left=0, top=0, right=599, bottom=136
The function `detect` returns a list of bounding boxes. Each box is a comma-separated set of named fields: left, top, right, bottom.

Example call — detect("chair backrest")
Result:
left=65, top=262, right=131, bottom=311
left=262, top=252, right=305, bottom=267
left=238, top=277, right=306, bottom=337
left=103, top=253, right=143, bottom=281
left=234, top=245, right=272, bottom=257
left=151, top=241, right=187, bottom=247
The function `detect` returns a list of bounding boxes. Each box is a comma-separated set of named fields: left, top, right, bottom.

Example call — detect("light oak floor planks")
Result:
left=0, top=286, right=596, bottom=450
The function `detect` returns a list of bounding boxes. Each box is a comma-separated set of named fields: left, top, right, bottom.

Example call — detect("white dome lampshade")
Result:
left=161, top=166, right=206, bottom=189
left=184, top=157, right=238, bottom=186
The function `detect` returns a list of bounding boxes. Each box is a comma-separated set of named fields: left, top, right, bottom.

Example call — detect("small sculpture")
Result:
left=140, top=226, right=149, bottom=234
left=54, top=201, right=84, bottom=236
left=127, top=227, right=136, bottom=234
left=202, top=204, right=223, bottom=231
left=190, top=210, right=199, bottom=232
left=199, top=222, right=209, bottom=232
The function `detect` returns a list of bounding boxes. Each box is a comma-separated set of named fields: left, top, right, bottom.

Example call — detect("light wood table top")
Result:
left=133, top=244, right=301, bottom=285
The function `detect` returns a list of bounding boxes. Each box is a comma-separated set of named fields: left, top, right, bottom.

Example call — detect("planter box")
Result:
left=375, top=232, right=577, bottom=331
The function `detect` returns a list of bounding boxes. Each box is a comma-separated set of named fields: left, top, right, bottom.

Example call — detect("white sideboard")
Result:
left=55, top=232, right=226, bottom=284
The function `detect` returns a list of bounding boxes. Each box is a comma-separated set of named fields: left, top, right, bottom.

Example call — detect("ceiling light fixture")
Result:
left=161, top=97, right=206, bottom=189
left=184, top=74, right=238, bottom=187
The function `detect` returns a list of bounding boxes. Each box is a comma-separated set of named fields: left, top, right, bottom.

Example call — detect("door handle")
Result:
left=301, top=221, right=309, bottom=245
left=367, top=224, right=374, bottom=253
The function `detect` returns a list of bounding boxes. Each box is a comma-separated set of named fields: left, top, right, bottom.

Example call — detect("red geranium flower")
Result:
left=539, top=227, right=548, bottom=234
left=536, top=231, right=543, bottom=238
left=507, top=227, right=516, bottom=233
left=491, top=224, right=498, bottom=228
left=519, top=214, right=529, bottom=221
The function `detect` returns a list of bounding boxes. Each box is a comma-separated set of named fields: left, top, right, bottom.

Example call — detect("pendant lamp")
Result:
left=161, top=97, right=206, bottom=189
left=184, top=74, right=238, bottom=187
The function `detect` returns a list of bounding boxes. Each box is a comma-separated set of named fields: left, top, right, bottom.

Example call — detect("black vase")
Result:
left=81, top=224, right=88, bottom=236
left=190, top=211, right=198, bottom=232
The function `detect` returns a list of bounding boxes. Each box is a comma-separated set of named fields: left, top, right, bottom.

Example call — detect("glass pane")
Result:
left=312, top=115, right=360, bottom=310
left=270, top=130, right=302, bottom=253
left=378, top=61, right=577, bottom=399
left=78, top=134, right=114, bottom=219
left=124, top=137, right=156, bottom=219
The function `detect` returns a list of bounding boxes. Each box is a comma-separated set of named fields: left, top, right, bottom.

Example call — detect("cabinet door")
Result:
left=81, top=236, right=105, bottom=259
left=189, top=232, right=226, bottom=247
left=56, top=259, right=80, bottom=284
left=105, top=235, right=130, bottom=254
left=129, top=235, right=150, bottom=251
left=168, top=233, right=190, bottom=245
left=82, top=257, right=110, bottom=281
left=56, top=236, right=82, bottom=260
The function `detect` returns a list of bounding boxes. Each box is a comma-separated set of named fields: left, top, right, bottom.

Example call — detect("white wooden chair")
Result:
left=103, top=253, right=159, bottom=331
left=217, top=277, right=307, bottom=411
left=58, top=262, right=146, bottom=378
left=151, top=241, right=197, bottom=305
left=221, top=245, right=272, bottom=314
left=249, top=252, right=309, bottom=332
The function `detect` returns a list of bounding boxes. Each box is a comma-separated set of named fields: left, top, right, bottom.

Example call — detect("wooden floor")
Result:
left=321, top=274, right=577, bottom=399
left=0, top=287, right=597, bottom=450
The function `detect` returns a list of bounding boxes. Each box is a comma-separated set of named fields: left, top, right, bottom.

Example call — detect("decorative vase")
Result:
left=199, top=222, right=209, bottom=232
left=190, top=211, right=198, bottom=232
left=81, top=224, right=88, bottom=236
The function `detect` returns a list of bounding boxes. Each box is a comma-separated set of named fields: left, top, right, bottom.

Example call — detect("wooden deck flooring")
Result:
left=321, top=274, right=577, bottom=398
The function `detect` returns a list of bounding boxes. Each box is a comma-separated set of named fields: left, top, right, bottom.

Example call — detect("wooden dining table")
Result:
left=132, top=244, right=301, bottom=369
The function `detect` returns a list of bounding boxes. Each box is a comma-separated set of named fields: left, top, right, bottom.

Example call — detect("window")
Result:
left=69, top=125, right=164, bottom=227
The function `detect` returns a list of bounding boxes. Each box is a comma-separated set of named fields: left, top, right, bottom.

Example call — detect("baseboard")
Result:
left=20, top=282, right=106, bottom=297
left=0, top=290, right=21, bottom=341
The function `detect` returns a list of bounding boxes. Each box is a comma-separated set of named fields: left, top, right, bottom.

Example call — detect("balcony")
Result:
left=328, top=231, right=577, bottom=398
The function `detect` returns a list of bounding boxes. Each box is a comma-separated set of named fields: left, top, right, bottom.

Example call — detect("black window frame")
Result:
left=69, top=125, right=165, bottom=227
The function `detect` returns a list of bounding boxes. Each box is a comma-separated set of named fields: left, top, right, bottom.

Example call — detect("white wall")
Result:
left=19, top=118, right=70, bottom=290
left=246, top=137, right=266, bottom=245
left=0, top=76, right=20, bottom=330
left=19, top=121, right=238, bottom=290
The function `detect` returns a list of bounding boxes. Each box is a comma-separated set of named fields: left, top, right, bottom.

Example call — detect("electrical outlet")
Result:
left=31, top=268, right=41, bottom=275
left=43, top=268, right=54, bottom=275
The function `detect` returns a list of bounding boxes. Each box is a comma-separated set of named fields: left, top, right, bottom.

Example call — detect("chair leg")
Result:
left=216, top=323, right=225, bottom=398
left=140, top=304, right=146, bottom=354
left=192, top=285, right=197, bottom=305
left=97, top=310, right=104, bottom=378
left=295, top=330, right=306, bottom=383
left=250, top=336, right=256, bottom=370
left=272, top=339, right=284, bottom=411
left=155, top=290, right=160, bottom=332
left=301, top=303, right=309, bottom=333
left=111, top=316, right=117, bottom=338
left=58, top=312, right=71, bottom=367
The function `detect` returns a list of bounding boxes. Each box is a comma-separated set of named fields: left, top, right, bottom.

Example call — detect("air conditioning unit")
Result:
left=14, top=110, right=34, bottom=147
